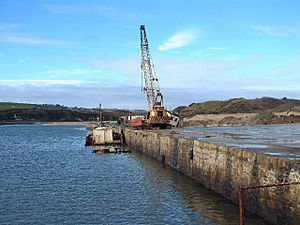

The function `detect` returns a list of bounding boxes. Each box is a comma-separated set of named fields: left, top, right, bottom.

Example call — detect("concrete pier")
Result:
left=123, top=127, right=300, bottom=225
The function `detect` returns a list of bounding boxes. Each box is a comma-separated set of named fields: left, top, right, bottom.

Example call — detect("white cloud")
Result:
left=0, top=33, right=68, bottom=45
left=0, top=79, right=146, bottom=108
left=243, top=77, right=300, bottom=92
left=1, top=78, right=299, bottom=109
left=245, top=84, right=299, bottom=91
left=152, top=57, right=241, bottom=87
left=253, top=24, right=300, bottom=37
left=207, top=47, right=230, bottom=50
left=41, top=69, right=100, bottom=77
left=158, top=30, right=199, bottom=51
left=0, top=54, right=242, bottom=108
left=1, top=56, right=299, bottom=108
left=83, top=55, right=241, bottom=88
left=86, top=57, right=140, bottom=76
left=0, top=23, right=21, bottom=30
left=0, top=80, right=84, bottom=87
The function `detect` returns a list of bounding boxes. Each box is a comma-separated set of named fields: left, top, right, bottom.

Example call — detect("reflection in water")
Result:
left=0, top=125, right=267, bottom=224
left=132, top=153, right=266, bottom=225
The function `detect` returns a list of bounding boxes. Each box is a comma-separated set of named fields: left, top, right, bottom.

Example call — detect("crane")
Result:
left=140, top=25, right=169, bottom=128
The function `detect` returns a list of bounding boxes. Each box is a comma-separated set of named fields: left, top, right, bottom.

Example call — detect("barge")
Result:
left=85, top=124, right=127, bottom=154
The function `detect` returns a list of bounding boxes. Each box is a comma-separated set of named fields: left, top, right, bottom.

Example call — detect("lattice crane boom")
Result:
left=140, top=25, right=160, bottom=111
left=139, top=25, right=169, bottom=128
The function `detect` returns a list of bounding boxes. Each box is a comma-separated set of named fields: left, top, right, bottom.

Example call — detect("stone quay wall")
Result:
left=123, top=128, right=300, bottom=225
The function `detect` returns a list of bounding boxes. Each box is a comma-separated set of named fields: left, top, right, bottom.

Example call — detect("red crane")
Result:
left=140, top=25, right=169, bottom=128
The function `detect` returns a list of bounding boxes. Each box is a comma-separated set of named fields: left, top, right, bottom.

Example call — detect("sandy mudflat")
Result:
left=43, top=121, right=91, bottom=126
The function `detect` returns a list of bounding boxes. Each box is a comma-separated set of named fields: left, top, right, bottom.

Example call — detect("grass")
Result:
left=0, top=102, right=63, bottom=111
left=176, top=97, right=300, bottom=118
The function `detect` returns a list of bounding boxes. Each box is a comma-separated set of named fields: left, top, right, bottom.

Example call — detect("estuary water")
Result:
left=0, top=125, right=266, bottom=225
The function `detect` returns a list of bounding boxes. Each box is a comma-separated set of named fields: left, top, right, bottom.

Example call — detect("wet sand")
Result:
left=171, top=124, right=300, bottom=160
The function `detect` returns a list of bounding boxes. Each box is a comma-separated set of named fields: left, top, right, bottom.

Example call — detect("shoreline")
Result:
left=1, top=120, right=300, bottom=128
left=0, top=121, right=93, bottom=126
left=43, top=121, right=91, bottom=126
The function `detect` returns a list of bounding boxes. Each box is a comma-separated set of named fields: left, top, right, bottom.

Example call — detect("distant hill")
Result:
left=0, top=102, right=145, bottom=122
left=174, top=97, right=300, bottom=118
left=0, top=102, right=65, bottom=111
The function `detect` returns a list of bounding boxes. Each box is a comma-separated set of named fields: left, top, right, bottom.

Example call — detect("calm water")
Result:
left=0, top=125, right=267, bottom=224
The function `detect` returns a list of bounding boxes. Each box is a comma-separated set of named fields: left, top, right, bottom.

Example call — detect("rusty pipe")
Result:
left=238, top=181, right=300, bottom=225
left=241, top=181, right=300, bottom=191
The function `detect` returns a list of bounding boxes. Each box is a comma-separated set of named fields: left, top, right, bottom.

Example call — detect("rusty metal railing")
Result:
left=238, top=181, right=300, bottom=225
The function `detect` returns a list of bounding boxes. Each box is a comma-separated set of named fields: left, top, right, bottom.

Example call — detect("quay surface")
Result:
left=123, top=124, right=300, bottom=225
left=177, top=124, right=300, bottom=160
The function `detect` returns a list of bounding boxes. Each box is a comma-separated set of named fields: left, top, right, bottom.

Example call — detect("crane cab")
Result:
left=147, top=108, right=169, bottom=128
left=146, top=93, right=170, bottom=128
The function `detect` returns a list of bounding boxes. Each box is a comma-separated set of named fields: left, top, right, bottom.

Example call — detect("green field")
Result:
left=0, top=102, right=63, bottom=111
left=0, top=102, right=144, bottom=122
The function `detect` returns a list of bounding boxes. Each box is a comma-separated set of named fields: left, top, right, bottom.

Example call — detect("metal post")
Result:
left=238, top=182, right=300, bottom=225
left=238, top=189, right=245, bottom=225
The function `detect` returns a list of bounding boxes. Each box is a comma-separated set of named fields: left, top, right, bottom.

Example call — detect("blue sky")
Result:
left=0, top=0, right=300, bottom=109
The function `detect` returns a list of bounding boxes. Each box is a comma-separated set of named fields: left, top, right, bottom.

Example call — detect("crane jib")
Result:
left=139, top=25, right=170, bottom=128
